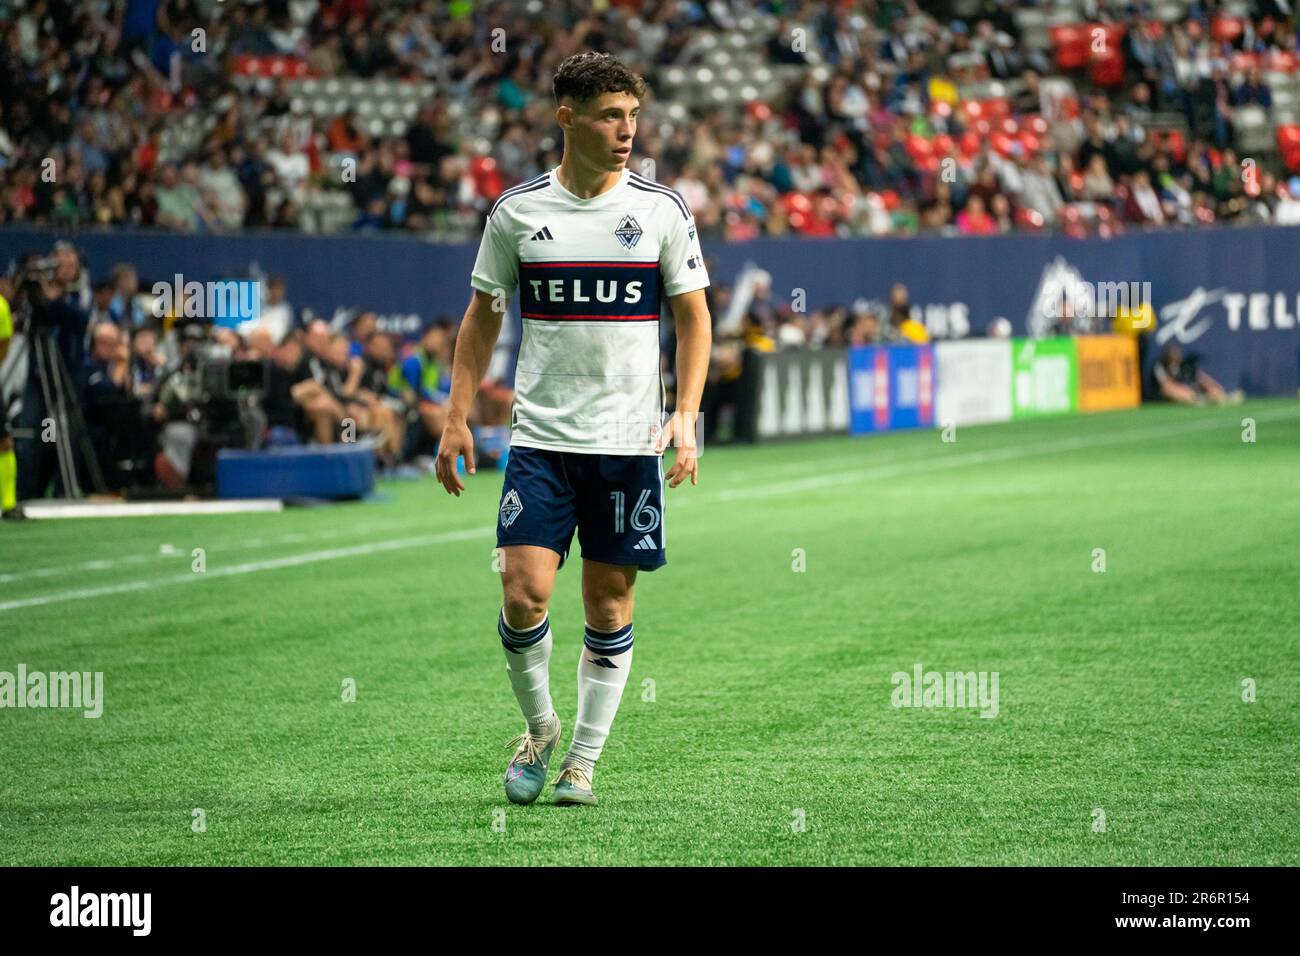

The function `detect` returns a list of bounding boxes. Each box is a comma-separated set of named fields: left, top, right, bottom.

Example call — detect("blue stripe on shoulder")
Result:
left=628, top=176, right=690, bottom=219
left=489, top=174, right=550, bottom=219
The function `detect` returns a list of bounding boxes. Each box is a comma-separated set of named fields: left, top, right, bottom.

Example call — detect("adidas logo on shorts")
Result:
left=632, top=534, right=656, bottom=551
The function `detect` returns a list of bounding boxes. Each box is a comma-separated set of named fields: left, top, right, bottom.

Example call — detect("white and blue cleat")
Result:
left=552, top=765, right=597, bottom=806
left=503, top=717, right=562, bottom=805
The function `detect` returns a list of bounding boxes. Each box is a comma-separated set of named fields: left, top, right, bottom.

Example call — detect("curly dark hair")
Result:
left=552, top=52, right=648, bottom=107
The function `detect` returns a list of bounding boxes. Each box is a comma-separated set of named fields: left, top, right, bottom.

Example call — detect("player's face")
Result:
left=567, top=92, right=639, bottom=170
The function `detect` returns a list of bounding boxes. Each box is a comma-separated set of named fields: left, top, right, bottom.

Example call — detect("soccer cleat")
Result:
left=552, top=765, right=598, bottom=806
left=503, top=716, right=561, bottom=805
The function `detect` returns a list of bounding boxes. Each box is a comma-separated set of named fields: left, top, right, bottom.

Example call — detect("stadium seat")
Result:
left=1235, top=106, right=1274, bottom=155
left=1211, top=17, right=1245, bottom=43
left=1050, top=25, right=1089, bottom=71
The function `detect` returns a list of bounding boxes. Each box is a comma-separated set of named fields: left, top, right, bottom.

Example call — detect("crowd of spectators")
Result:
left=2, top=0, right=1300, bottom=242
left=0, top=239, right=513, bottom=499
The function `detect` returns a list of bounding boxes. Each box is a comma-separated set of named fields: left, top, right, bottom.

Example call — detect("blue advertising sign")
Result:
left=849, top=344, right=935, bottom=434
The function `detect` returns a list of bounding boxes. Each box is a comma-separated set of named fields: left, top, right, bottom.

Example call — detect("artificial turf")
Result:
left=1, top=400, right=1297, bottom=865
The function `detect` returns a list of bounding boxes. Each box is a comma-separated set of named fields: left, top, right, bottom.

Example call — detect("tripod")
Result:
left=16, top=328, right=106, bottom=498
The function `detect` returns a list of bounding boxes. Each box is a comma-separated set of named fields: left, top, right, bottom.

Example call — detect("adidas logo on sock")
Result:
left=632, top=534, right=656, bottom=551
left=529, top=226, right=554, bottom=241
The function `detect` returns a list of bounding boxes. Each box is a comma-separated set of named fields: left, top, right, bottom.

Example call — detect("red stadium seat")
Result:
left=905, top=133, right=934, bottom=161
left=984, top=98, right=1011, bottom=120
left=1164, top=130, right=1187, bottom=164
left=233, top=55, right=310, bottom=78
left=1050, top=25, right=1089, bottom=70
left=1269, top=51, right=1297, bottom=72
left=1278, top=126, right=1300, bottom=171
left=1211, top=18, right=1245, bottom=44
left=1089, top=50, right=1125, bottom=88
left=1276, top=125, right=1300, bottom=150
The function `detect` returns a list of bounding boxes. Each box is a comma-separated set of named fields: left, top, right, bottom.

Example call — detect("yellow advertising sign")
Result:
left=1076, top=335, right=1140, bottom=412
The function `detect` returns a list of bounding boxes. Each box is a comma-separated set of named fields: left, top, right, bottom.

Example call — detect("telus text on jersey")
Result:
left=527, top=279, right=644, bottom=303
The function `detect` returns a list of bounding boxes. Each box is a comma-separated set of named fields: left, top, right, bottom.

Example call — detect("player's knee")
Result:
left=582, top=593, right=630, bottom=632
left=502, top=581, right=549, bottom=630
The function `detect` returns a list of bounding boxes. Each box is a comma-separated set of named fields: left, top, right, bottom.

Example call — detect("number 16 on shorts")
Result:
left=609, top=489, right=660, bottom=534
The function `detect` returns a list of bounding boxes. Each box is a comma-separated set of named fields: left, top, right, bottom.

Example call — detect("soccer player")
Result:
left=0, top=288, right=16, bottom=518
left=434, top=52, right=712, bottom=806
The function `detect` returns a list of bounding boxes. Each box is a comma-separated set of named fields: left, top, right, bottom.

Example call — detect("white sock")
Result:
left=499, top=609, right=557, bottom=738
left=564, top=622, right=634, bottom=779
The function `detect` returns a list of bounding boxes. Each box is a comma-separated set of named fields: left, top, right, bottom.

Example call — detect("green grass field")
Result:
left=2, top=401, right=1297, bottom=866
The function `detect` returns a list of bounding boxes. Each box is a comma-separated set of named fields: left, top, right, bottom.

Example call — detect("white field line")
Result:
left=2, top=408, right=1295, bottom=613
left=0, top=527, right=492, bottom=613
left=695, top=410, right=1300, bottom=505
left=0, top=515, right=432, bottom=585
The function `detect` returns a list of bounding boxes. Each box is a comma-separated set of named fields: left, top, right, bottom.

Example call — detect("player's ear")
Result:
left=556, top=103, right=572, bottom=131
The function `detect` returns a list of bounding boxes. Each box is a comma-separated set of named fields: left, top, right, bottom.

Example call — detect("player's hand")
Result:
left=655, top=411, right=699, bottom=488
left=435, top=415, right=476, bottom=496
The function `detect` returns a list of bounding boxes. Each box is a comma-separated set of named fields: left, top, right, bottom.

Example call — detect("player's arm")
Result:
left=658, top=288, right=711, bottom=487
left=434, top=289, right=506, bottom=496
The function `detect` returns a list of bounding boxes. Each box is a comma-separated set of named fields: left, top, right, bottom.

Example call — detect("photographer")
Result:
left=130, top=325, right=165, bottom=400
left=151, top=323, right=206, bottom=491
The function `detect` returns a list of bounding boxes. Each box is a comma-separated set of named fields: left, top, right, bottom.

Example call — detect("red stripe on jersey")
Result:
left=522, top=312, right=659, bottom=321
left=520, top=261, right=659, bottom=269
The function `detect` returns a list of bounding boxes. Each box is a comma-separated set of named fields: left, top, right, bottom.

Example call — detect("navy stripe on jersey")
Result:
left=519, top=261, right=660, bottom=321
left=488, top=173, right=550, bottom=219
left=490, top=171, right=547, bottom=208
left=628, top=173, right=690, bottom=220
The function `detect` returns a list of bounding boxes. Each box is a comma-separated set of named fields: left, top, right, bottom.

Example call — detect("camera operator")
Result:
left=151, top=323, right=207, bottom=491
left=50, top=241, right=93, bottom=365
left=11, top=250, right=95, bottom=501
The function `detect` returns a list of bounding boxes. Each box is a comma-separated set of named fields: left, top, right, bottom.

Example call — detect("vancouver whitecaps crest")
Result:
left=499, top=489, right=523, bottom=528
left=614, top=214, right=643, bottom=250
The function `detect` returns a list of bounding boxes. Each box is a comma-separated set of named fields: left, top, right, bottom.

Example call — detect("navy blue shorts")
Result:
left=496, top=446, right=666, bottom=572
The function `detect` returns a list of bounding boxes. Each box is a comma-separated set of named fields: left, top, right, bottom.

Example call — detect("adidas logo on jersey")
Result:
left=529, top=226, right=555, bottom=241
left=632, top=534, right=657, bottom=551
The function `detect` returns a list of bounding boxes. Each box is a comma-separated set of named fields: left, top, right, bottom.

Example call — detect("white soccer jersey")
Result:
left=470, top=167, right=709, bottom=455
